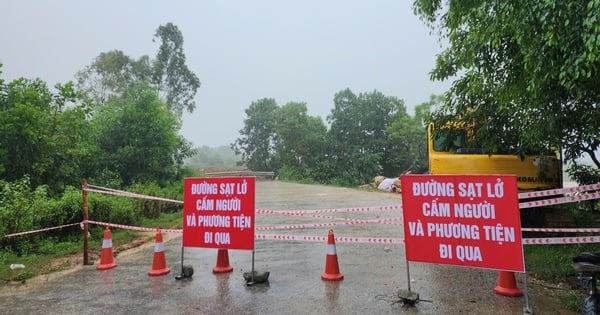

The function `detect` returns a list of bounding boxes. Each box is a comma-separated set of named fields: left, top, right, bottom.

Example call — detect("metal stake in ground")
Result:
left=244, top=250, right=269, bottom=285
left=175, top=246, right=193, bottom=280
left=175, top=246, right=185, bottom=280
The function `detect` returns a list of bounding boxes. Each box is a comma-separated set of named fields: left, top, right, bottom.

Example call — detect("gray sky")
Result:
left=1, top=1, right=450, bottom=148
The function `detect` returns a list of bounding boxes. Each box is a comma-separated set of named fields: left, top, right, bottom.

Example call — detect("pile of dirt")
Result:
left=373, top=175, right=401, bottom=193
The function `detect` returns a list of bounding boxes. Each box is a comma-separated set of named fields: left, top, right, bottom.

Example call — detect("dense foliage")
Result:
left=0, top=78, right=89, bottom=193
left=89, top=82, right=185, bottom=187
left=412, top=0, right=600, bottom=184
left=0, top=23, right=199, bottom=253
left=232, top=90, right=434, bottom=186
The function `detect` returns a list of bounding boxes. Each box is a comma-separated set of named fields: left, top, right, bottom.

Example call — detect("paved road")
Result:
left=0, top=181, right=576, bottom=314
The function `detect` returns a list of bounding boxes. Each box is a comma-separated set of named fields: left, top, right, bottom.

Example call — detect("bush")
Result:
left=0, top=176, right=52, bottom=253
left=276, top=165, right=302, bottom=181
left=39, top=186, right=82, bottom=229
left=88, top=194, right=137, bottom=226
left=158, top=181, right=184, bottom=213
left=567, top=164, right=600, bottom=211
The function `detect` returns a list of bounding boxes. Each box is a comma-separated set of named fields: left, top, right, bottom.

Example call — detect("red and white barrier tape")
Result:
left=84, top=184, right=183, bottom=204
left=255, top=233, right=404, bottom=244
left=256, top=205, right=401, bottom=215
left=522, top=227, right=600, bottom=233
left=84, top=220, right=183, bottom=234
left=255, top=234, right=600, bottom=245
left=519, top=191, right=600, bottom=209
left=257, top=211, right=401, bottom=223
left=519, top=183, right=600, bottom=199
left=257, top=217, right=403, bottom=231
left=4, top=222, right=81, bottom=238
left=7, top=220, right=600, bottom=246
left=82, top=220, right=600, bottom=245
left=524, top=236, right=600, bottom=245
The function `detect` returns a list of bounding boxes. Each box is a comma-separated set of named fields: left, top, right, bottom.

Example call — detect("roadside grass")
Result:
left=523, top=205, right=600, bottom=313
left=0, top=211, right=183, bottom=282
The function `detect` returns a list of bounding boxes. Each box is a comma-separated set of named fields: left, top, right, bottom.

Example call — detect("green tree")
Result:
left=152, top=23, right=201, bottom=116
left=413, top=1, right=600, bottom=176
left=89, top=83, right=186, bottom=186
left=272, top=102, right=327, bottom=179
left=231, top=98, right=278, bottom=171
left=326, top=89, right=405, bottom=185
left=0, top=68, right=90, bottom=193
left=76, top=23, right=200, bottom=119
left=76, top=50, right=150, bottom=106
left=388, top=94, right=439, bottom=174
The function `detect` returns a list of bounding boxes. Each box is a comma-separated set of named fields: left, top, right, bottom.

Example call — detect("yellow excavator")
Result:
left=427, top=123, right=562, bottom=192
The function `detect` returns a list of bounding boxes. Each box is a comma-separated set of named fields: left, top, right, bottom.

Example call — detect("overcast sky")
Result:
left=1, top=1, right=451, bottom=148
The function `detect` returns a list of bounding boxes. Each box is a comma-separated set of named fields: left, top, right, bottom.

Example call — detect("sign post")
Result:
left=400, top=174, right=523, bottom=272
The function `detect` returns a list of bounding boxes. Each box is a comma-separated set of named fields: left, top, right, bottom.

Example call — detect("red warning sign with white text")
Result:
left=400, top=174, right=524, bottom=272
left=183, top=177, right=255, bottom=250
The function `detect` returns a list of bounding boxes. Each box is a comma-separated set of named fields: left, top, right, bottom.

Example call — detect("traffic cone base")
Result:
left=321, top=229, right=344, bottom=281
left=97, top=227, right=117, bottom=270
left=97, top=260, right=117, bottom=270
left=148, top=231, right=170, bottom=276
left=213, top=249, right=233, bottom=274
left=321, top=266, right=344, bottom=281
left=493, top=271, right=523, bottom=297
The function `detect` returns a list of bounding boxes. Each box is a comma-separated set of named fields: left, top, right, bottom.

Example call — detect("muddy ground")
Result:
left=0, top=181, right=578, bottom=314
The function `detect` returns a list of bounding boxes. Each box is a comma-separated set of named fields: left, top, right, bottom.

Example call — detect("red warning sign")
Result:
left=183, top=177, right=255, bottom=250
left=400, top=174, right=524, bottom=272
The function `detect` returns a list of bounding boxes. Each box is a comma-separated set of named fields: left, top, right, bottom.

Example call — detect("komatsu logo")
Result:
left=517, top=177, right=559, bottom=183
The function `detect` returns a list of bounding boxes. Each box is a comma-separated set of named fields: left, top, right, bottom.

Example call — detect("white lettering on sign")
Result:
left=439, top=244, right=452, bottom=259
left=186, top=215, right=196, bottom=227
left=422, top=200, right=451, bottom=217
left=486, top=180, right=505, bottom=198
left=456, top=245, right=482, bottom=262
left=453, top=202, right=496, bottom=219
left=482, top=224, right=515, bottom=243
left=196, top=197, right=215, bottom=210
left=220, top=183, right=235, bottom=195
left=457, top=182, right=483, bottom=197
left=438, top=244, right=483, bottom=262
left=191, top=182, right=218, bottom=195
left=408, top=220, right=425, bottom=236
left=215, top=232, right=231, bottom=245
left=236, top=180, right=248, bottom=194
left=197, top=215, right=231, bottom=228
left=412, top=181, right=455, bottom=197
left=233, top=214, right=251, bottom=230
left=426, top=222, right=480, bottom=240
left=216, top=198, right=241, bottom=211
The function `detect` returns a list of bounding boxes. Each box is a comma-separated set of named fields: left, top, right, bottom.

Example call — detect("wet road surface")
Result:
left=0, top=181, right=577, bottom=314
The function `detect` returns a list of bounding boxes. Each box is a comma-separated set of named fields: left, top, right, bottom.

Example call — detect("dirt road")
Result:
left=0, top=181, right=576, bottom=314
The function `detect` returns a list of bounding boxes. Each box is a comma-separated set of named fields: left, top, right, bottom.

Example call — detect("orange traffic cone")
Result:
left=321, top=229, right=344, bottom=281
left=493, top=271, right=523, bottom=297
left=212, top=249, right=233, bottom=273
left=148, top=230, right=170, bottom=276
left=97, top=226, right=117, bottom=270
